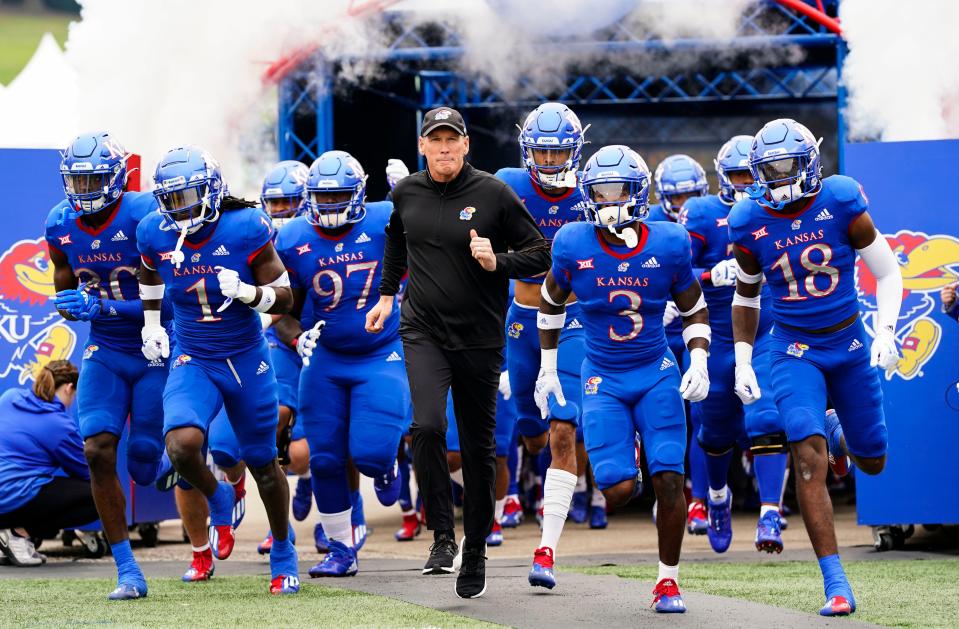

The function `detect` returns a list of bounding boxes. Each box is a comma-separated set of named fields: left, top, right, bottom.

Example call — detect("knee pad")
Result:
left=211, top=448, right=240, bottom=470
left=241, top=443, right=277, bottom=469
left=591, top=459, right=634, bottom=491
left=126, top=438, right=162, bottom=486
left=696, top=435, right=736, bottom=456
left=310, top=451, right=346, bottom=478
left=750, top=432, right=788, bottom=456
left=650, top=439, right=686, bottom=474
left=517, top=416, right=548, bottom=439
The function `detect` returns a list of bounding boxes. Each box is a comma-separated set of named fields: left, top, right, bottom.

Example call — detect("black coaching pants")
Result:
left=0, top=477, right=99, bottom=538
left=403, top=332, right=502, bottom=549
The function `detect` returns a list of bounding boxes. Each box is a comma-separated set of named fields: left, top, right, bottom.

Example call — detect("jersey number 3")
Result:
left=608, top=290, right=643, bottom=341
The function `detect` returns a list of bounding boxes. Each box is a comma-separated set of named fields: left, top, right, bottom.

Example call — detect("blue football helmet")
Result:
left=518, top=102, right=588, bottom=189
left=261, top=160, right=308, bottom=225
left=653, top=154, right=708, bottom=219
left=153, top=146, right=225, bottom=232
left=714, top=135, right=754, bottom=205
left=748, top=119, right=822, bottom=211
left=305, top=150, right=367, bottom=229
left=579, top=145, right=651, bottom=229
left=60, top=132, right=129, bottom=215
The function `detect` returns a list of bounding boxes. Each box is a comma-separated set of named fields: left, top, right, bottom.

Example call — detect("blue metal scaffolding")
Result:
left=277, top=0, right=844, bottom=167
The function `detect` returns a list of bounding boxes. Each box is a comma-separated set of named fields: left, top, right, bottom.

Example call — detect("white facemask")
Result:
left=596, top=202, right=634, bottom=227
left=316, top=209, right=350, bottom=229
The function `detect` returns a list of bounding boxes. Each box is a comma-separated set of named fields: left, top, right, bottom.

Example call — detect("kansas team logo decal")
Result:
left=584, top=375, right=603, bottom=395
left=786, top=342, right=809, bottom=358
left=856, top=230, right=959, bottom=380
left=0, top=237, right=78, bottom=385
left=507, top=322, right=524, bottom=339
left=83, top=344, right=99, bottom=360
left=172, top=354, right=192, bottom=369
left=459, top=207, right=476, bottom=221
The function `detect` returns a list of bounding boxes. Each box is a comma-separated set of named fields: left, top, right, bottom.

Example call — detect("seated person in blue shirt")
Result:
left=0, top=360, right=96, bottom=566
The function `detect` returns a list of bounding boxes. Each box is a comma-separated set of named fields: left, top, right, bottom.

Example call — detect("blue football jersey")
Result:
left=680, top=194, right=773, bottom=343
left=646, top=203, right=675, bottom=224
left=276, top=201, right=399, bottom=354
left=495, top=167, right=585, bottom=284
left=727, top=175, right=869, bottom=330
left=45, top=192, right=164, bottom=354
left=551, top=221, right=696, bottom=371
left=136, top=207, right=274, bottom=359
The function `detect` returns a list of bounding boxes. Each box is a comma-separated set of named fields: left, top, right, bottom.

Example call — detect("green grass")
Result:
left=0, top=11, right=75, bottom=85
left=572, top=559, right=959, bottom=628
left=0, top=576, right=498, bottom=628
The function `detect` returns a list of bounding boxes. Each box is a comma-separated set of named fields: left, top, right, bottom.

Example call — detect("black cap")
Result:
left=420, top=107, right=467, bottom=137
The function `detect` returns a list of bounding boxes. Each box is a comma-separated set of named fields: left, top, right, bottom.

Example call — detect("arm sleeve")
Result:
left=857, top=232, right=902, bottom=331
left=52, top=418, right=90, bottom=481
left=97, top=298, right=143, bottom=322
left=379, top=200, right=408, bottom=296
left=671, top=230, right=696, bottom=293
left=494, top=184, right=552, bottom=279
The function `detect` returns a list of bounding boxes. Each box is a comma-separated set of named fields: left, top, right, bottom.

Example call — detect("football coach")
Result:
left=366, top=107, right=550, bottom=599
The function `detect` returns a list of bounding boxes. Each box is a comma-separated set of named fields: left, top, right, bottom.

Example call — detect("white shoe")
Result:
left=0, top=530, right=45, bottom=566
left=452, top=536, right=466, bottom=571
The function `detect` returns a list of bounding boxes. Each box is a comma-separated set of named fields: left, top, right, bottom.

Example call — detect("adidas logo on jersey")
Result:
left=641, top=257, right=660, bottom=269
left=386, top=351, right=402, bottom=362
left=355, top=232, right=371, bottom=244
left=147, top=358, right=165, bottom=368
left=566, top=318, right=582, bottom=330
left=659, top=356, right=675, bottom=371
left=108, top=306, right=118, bottom=317
left=815, top=209, right=834, bottom=221
left=848, top=338, right=864, bottom=352
left=213, top=245, right=230, bottom=256
left=111, top=230, right=128, bottom=241
left=256, top=361, right=270, bottom=375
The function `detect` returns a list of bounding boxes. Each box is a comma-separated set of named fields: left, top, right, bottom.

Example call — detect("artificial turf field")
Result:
left=2, top=558, right=956, bottom=628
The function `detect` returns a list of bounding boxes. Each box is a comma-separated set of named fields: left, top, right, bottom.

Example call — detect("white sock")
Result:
left=494, top=497, right=506, bottom=523
left=450, top=467, right=464, bottom=487
left=575, top=474, right=587, bottom=493
left=591, top=487, right=607, bottom=508
left=319, top=508, right=353, bottom=547
left=708, top=485, right=728, bottom=504
left=402, top=507, right=416, bottom=516
left=299, top=471, right=311, bottom=480
left=760, top=504, right=779, bottom=517
left=658, top=561, right=679, bottom=583
left=192, top=543, right=210, bottom=552
left=539, top=468, right=577, bottom=554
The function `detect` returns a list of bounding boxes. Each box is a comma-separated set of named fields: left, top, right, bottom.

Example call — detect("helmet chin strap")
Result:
left=609, top=223, right=638, bottom=248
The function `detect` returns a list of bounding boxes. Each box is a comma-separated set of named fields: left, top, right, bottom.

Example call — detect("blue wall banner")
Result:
left=847, top=139, right=959, bottom=526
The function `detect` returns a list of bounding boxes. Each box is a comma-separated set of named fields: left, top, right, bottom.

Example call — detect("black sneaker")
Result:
left=455, top=546, right=487, bottom=599
left=423, top=533, right=457, bottom=575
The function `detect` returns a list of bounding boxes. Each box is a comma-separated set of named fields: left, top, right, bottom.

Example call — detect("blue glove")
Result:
left=54, top=287, right=101, bottom=321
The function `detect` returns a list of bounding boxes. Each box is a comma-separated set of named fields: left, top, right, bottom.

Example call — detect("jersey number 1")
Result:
left=186, top=278, right=223, bottom=322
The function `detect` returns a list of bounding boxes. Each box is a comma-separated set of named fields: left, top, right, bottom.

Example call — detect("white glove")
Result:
left=533, top=349, right=566, bottom=419
left=679, top=347, right=709, bottom=402
left=386, top=158, right=409, bottom=190
left=215, top=266, right=256, bottom=303
left=870, top=327, right=899, bottom=370
left=498, top=370, right=512, bottom=400
left=663, top=301, right=680, bottom=327
left=259, top=312, right=273, bottom=331
left=297, top=321, right=326, bottom=367
left=710, top=258, right=740, bottom=287
left=734, top=363, right=761, bottom=405
left=141, top=324, right=170, bottom=361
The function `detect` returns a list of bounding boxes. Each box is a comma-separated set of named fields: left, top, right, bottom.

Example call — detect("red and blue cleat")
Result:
left=706, top=491, right=733, bottom=554
left=182, top=548, right=214, bottom=582
left=107, top=582, right=147, bottom=601
left=687, top=500, right=708, bottom=535
left=528, top=546, right=556, bottom=589
left=651, top=578, right=686, bottom=613
left=501, top=495, right=524, bottom=528
left=820, top=594, right=856, bottom=617
left=395, top=512, right=421, bottom=541
left=292, top=476, right=312, bottom=521
left=308, top=540, right=358, bottom=577
left=270, top=575, right=300, bottom=595
left=755, top=510, right=784, bottom=554
left=486, top=520, right=503, bottom=546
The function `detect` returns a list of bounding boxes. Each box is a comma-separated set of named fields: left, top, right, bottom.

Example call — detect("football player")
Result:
left=137, top=146, right=299, bottom=595
left=728, top=119, right=902, bottom=616
left=536, top=145, right=710, bottom=612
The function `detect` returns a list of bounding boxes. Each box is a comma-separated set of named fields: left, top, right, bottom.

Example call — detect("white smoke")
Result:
left=0, top=0, right=761, bottom=195
left=842, top=0, right=959, bottom=141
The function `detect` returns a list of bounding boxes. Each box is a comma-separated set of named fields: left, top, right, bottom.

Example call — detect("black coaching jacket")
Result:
left=379, top=163, right=551, bottom=350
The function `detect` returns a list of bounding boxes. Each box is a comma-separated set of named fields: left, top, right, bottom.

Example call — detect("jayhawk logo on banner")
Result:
left=0, top=237, right=77, bottom=384
left=856, top=230, right=959, bottom=381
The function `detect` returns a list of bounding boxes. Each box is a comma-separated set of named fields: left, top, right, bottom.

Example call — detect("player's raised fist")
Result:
left=469, top=229, right=496, bottom=271
left=215, top=266, right=256, bottom=303
left=365, top=295, right=395, bottom=333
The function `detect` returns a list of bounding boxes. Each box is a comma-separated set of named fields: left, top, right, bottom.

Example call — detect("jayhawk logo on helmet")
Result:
left=856, top=230, right=959, bottom=380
